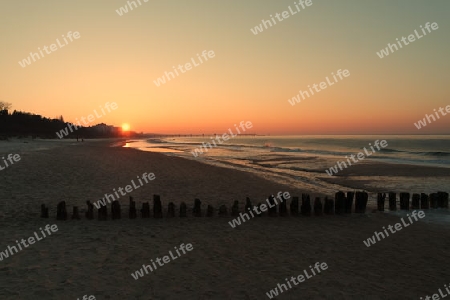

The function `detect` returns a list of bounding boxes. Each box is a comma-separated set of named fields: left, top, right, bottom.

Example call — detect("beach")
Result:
left=0, top=139, right=450, bottom=299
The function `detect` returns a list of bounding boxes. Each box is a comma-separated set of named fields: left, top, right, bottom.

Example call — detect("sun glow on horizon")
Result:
left=122, top=123, right=130, bottom=131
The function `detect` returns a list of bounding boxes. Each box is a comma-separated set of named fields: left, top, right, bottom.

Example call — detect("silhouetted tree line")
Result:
left=0, top=109, right=135, bottom=139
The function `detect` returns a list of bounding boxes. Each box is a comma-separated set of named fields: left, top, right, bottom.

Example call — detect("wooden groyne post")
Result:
left=323, top=197, right=334, bottom=215
left=42, top=191, right=449, bottom=221
left=335, top=192, right=346, bottom=215
left=129, top=197, right=137, bottom=219
left=56, top=201, right=67, bottom=220
left=111, top=201, right=121, bottom=220
left=314, top=197, right=323, bottom=216
left=85, top=201, right=94, bottom=220
left=345, top=192, right=354, bottom=214
left=355, top=192, right=368, bottom=213
left=438, top=192, right=449, bottom=208
left=268, top=196, right=277, bottom=217
left=421, top=193, right=429, bottom=209
left=301, top=194, right=312, bottom=216
left=218, top=204, right=228, bottom=216
left=399, top=193, right=410, bottom=210
left=389, top=192, right=396, bottom=211
left=377, top=193, right=386, bottom=212
left=245, top=197, right=252, bottom=214
left=98, top=204, right=107, bottom=221
left=411, top=194, right=420, bottom=210
left=141, top=202, right=150, bottom=218
left=290, top=196, right=299, bottom=216
left=193, top=198, right=202, bottom=217
left=279, top=196, right=288, bottom=217
left=153, top=194, right=162, bottom=218
left=231, top=200, right=239, bottom=217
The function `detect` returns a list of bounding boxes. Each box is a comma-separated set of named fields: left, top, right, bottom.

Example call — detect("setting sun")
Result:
left=122, top=123, right=130, bottom=131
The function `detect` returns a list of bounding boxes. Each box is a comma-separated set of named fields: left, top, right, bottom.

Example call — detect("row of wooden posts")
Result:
left=40, top=191, right=449, bottom=220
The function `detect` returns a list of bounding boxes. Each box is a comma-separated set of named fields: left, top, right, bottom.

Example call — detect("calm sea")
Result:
left=124, top=135, right=450, bottom=197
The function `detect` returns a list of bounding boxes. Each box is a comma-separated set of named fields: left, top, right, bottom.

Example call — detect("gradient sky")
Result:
left=1, top=0, right=449, bottom=135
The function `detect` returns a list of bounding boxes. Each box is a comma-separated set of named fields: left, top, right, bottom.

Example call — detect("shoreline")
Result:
left=1, top=138, right=448, bottom=214
left=120, top=138, right=450, bottom=195
left=1, top=139, right=450, bottom=299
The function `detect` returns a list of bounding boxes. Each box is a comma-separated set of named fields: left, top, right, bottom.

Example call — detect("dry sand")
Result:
left=0, top=139, right=449, bottom=299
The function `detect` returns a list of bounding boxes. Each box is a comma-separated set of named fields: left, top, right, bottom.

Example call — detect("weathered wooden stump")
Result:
left=429, top=193, right=438, bottom=209
left=111, top=201, right=121, bottom=220
left=218, top=204, right=228, bottom=216
left=98, top=205, right=107, bottom=221
left=56, top=201, right=67, bottom=220
left=167, top=202, right=175, bottom=217
left=71, top=206, right=80, bottom=220
left=279, top=196, right=288, bottom=217
left=141, top=202, right=150, bottom=218
left=438, top=192, right=449, bottom=208
left=268, top=196, right=277, bottom=217
left=231, top=200, right=239, bottom=217
left=290, top=196, right=299, bottom=216
left=40, top=204, right=49, bottom=218
left=323, top=197, right=334, bottom=215
left=314, top=197, right=323, bottom=216
left=399, top=193, right=410, bottom=210
left=193, top=198, right=202, bottom=217
left=411, top=194, right=420, bottom=210
left=389, top=192, right=397, bottom=211
left=153, top=195, right=162, bottom=218
left=85, top=201, right=94, bottom=220
left=245, top=197, right=252, bottom=213
left=345, top=192, right=354, bottom=214
left=301, top=194, right=312, bottom=216
left=377, top=193, right=386, bottom=211
left=355, top=192, right=368, bottom=213
left=256, top=203, right=263, bottom=217
left=420, top=193, right=429, bottom=209
left=207, top=205, right=214, bottom=217
left=129, top=197, right=137, bottom=219
left=180, top=202, right=187, bottom=217
left=335, top=192, right=346, bottom=215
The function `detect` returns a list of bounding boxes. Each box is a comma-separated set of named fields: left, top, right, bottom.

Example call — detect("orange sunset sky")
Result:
left=0, top=0, right=449, bottom=135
